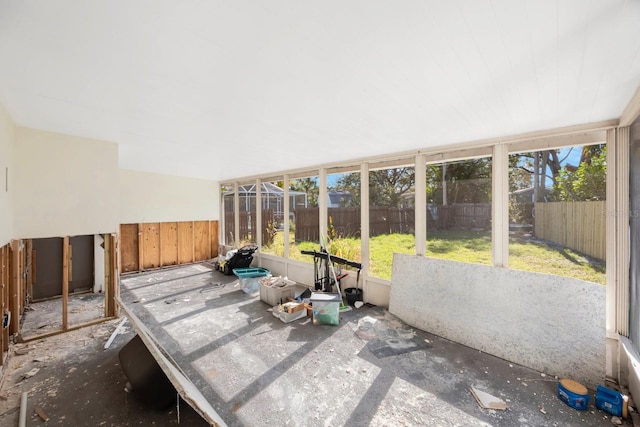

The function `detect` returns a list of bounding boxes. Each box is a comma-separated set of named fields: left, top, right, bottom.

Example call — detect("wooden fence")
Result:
left=224, top=209, right=274, bottom=245
left=438, top=203, right=491, bottom=230
left=293, top=204, right=491, bottom=242
left=534, top=201, right=606, bottom=261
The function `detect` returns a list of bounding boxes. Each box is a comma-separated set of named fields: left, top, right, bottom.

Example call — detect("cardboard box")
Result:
left=273, top=302, right=307, bottom=323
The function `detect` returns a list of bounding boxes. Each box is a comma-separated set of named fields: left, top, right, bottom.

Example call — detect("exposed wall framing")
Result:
left=119, top=221, right=219, bottom=274
left=1, top=243, right=10, bottom=364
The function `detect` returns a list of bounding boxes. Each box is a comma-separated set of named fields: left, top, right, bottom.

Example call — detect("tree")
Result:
left=425, top=159, right=492, bottom=205
left=335, top=168, right=416, bottom=208
left=553, top=145, right=606, bottom=201
left=291, top=177, right=319, bottom=207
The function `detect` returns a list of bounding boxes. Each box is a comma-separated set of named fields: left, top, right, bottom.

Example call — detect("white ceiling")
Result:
left=1, top=1, right=639, bottom=181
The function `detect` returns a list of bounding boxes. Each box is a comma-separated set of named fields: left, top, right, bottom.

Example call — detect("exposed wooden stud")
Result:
left=112, top=234, right=119, bottom=317
left=1, top=245, right=7, bottom=358
left=68, top=244, right=73, bottom=284
left=62, top=236, right=69, bottom=331
left=26, top=241, right=33, bottom=304
left=104, top=235, right=111, bottom=317
left=104, top=233, right=118, bottom=318
left=191, top=221, right=195, bottom=261
left=18, top=316, right=117, bottom=343
left=18, top=241, right=24, bottom=316
left=10, top=240, right=19, bottom=335
left=138, top=223, right=144, bottom=271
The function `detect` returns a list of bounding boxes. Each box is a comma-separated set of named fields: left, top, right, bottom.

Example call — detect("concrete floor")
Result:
left=0, top=262, right=632, bottom=427
left=112, top=263, right=631, bottom=427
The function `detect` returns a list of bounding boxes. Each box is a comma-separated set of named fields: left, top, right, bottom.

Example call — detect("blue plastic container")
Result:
left=595, top=385, right=626, bottom=417
left=557, top=379, right=590, bottom=411
left=233, top=267, right=271, bottom=294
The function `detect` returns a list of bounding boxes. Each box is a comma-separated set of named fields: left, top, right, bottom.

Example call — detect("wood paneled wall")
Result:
left=120, top=221, right=219, bottom=274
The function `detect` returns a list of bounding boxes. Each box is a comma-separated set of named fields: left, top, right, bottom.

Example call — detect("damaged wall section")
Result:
left=390, top=254, right=605, bottom=387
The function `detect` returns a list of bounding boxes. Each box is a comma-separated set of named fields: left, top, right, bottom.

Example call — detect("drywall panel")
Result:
left=390, top=254, right=605, bottom=387
left=0, top=104, right=14, bottom=246
left=119, top=169, right=218, bottom=224
left=13, top=127, right=118, bottom=238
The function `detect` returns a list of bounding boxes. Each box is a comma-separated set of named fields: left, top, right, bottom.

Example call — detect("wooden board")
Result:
left=62, top=237, right=69, bottom=331
left=194, top=221, right=211, bottom=261
left=10, top=240, right=19, bottom=335
left=1, top=244, right=8, bottom=356
left=160, top=222, right=178, bottom=267
left=119, top=224, right=139, bottom=273
left=177, top=222, right=194, bottom=264
left=142, top=223, right=161, bottom=269
left=119, top=221, right=219, bottom=274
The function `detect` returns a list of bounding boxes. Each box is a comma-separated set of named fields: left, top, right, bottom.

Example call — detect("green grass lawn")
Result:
left=260, top=230, right=606, bottom=285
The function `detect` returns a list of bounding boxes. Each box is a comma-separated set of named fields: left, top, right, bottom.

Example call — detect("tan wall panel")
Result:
left=177, top=222, right=194, bottom=264
left=142, top=223, right=161, bottom=269
left=119, top=224, right=139, bottom=273
left=160, top=222, right=178, bottom=266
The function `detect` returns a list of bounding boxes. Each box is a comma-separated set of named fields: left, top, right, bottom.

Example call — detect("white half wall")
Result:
left=390, top=254, right=606, bottom=388
left=119, top=169, right=218, bottom=224
left=13, top=127, right=118, bottom=238
left=0, top=104, right=14, bottom=246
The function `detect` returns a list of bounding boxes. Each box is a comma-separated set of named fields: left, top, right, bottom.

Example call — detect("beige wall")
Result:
left=13, top=127, right=119, bottom=238
left=0, top=104, right=14, bottom=246
left=119, top=169, right=218, bottom=224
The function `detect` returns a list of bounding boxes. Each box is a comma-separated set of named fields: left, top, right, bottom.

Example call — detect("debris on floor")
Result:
left=470, top=386, right=508, bottom=410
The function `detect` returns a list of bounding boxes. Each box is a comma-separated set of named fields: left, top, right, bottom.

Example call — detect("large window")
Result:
left=326, top=170, right=361, bottom=265
left=425, top=157, right=493, bottom=265
left=224, top=134, right=609, bottom=287
left=368, top=165, right=415, bottom=279
left=508, top=145, right=606, bottom=284
left=220, top=184, right=236, bottom=246
left=256, top=180, right=285, bottom=255
left=289, top=176, right=320, bottom=262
